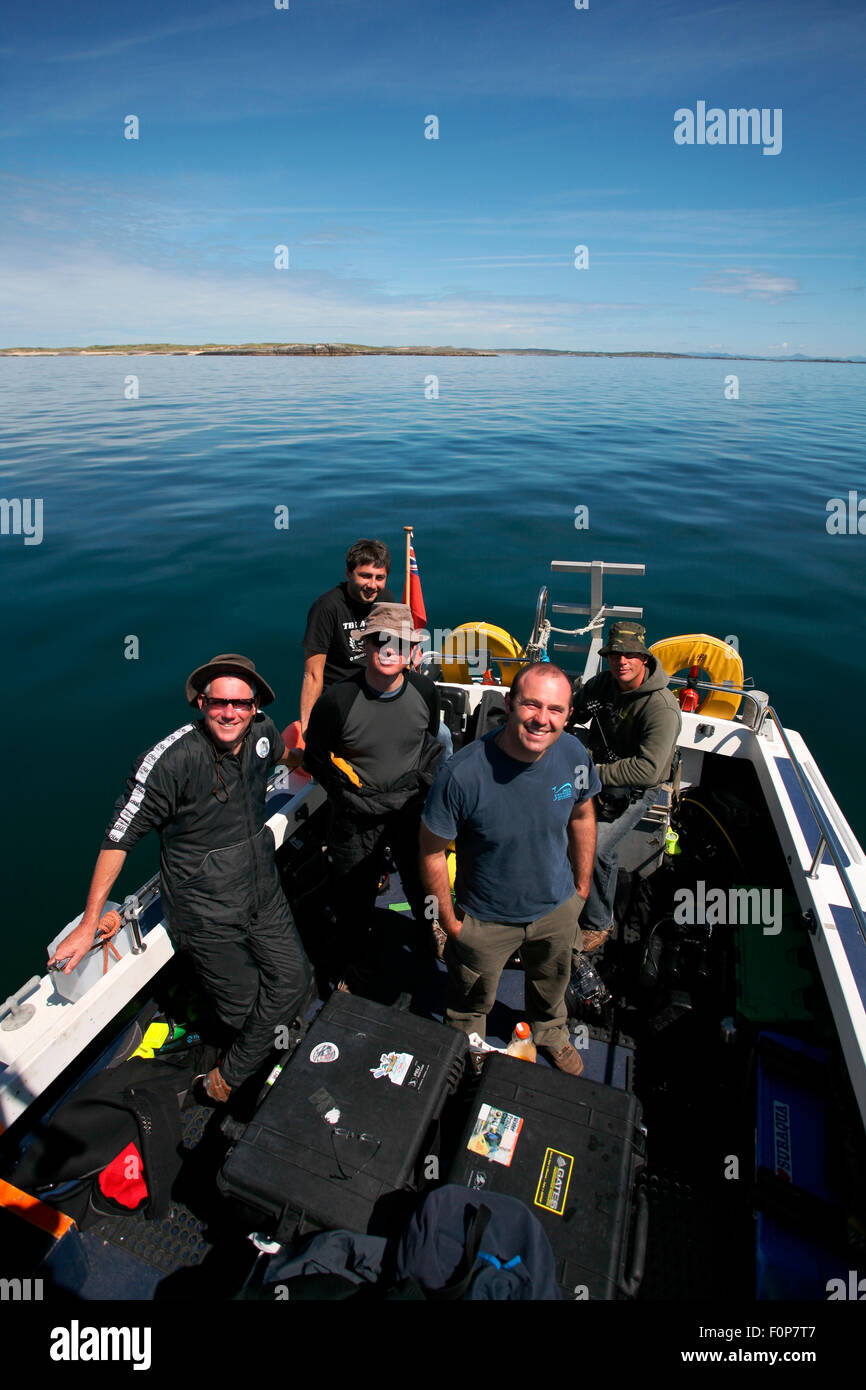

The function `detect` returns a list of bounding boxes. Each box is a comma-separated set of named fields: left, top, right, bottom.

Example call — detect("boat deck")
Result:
left=17, top=850, right=761, bottom=1302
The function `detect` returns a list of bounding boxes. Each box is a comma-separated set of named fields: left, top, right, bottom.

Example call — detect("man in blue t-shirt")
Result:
left=419, top=664, right=600, bottom=1075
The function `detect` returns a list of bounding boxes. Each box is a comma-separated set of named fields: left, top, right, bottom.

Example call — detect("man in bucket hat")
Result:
left=303, top=603, right=443, bottom=991
left=569, top=621, right=681, bottom=957
left=49, top=654, right=312, bottom=1103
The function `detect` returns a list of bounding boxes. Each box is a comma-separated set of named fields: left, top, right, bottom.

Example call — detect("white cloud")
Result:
left=693, top=268, right=799, bottom=301
left=0, top=254, right=641, bottom=349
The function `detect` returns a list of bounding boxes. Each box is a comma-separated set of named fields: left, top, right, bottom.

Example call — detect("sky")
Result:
left=1, top=0, right=864, bottom=356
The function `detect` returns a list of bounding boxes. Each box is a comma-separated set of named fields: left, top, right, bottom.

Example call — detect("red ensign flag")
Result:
left=404, top=541, right=427, bottom=631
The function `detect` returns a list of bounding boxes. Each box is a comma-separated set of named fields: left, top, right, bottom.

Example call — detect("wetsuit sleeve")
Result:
left=302, top=684, right=355, bottom=792
left=101, top=734, right=189, bottom=851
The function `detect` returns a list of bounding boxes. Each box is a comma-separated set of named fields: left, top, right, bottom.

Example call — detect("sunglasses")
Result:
left=202, top=696, right=256, bottom=711
left=366, top=632, right=412, bottom=652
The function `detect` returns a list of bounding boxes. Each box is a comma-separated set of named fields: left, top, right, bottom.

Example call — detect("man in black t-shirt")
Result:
left=303, top=602, right=443, bottom=991
left=299, top=538, right=396, bottom=733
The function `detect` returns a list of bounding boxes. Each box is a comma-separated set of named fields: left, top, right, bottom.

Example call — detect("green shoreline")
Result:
left=1, top=342, right=862, bottom=364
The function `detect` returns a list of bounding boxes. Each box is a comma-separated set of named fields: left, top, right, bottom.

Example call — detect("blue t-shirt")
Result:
left=421, top=730, right=601, bottom=923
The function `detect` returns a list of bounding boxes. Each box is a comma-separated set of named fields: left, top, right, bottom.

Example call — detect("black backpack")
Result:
left=9, top=1043, right=217, bottom=1225
left=395, top=1185, right=561, bottom=1300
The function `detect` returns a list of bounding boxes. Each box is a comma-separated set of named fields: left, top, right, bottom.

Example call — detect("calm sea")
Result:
left=1, top=353, right=863, bottom=993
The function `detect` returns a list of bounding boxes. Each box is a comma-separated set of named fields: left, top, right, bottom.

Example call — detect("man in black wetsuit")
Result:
left=299, top=538, right=396, bottom=734
left=48, top=654, right=312, bottom=1104
left=303, top=603, right=443, bottom=990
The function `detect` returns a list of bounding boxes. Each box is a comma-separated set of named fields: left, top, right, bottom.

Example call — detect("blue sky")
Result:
left=2, top=0, right=864, bottom=354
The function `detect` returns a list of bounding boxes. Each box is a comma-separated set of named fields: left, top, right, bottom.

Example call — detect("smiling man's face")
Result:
left=346, top=562, right=389, bottom=605
left=198, top=675, right=258, bottom=753
left=500, top=667, right=573, bottom=763
left=606, top=651, right=648, bottom=691
left=364, top=629, right=410, bottom=690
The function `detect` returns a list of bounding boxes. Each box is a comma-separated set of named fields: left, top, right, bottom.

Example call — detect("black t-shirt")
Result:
left=304, top=670, right=440, bottom=792
left=302, top=582, right=396, bottom=687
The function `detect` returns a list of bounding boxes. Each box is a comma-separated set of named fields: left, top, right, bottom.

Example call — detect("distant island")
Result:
left=1, top=342, right=863, bottom=364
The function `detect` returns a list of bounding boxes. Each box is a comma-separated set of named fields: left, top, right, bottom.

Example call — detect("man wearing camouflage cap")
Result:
left=570, top=621, right=681, bottom=953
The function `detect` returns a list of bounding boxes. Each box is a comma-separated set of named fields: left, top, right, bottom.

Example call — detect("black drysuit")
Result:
left=103, top=715, right=311, bottom=1088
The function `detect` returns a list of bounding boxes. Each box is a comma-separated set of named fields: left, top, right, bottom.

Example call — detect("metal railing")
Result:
left=759, top=706, right=866, bottom=945
left=665, top=674, right=765, bottom=727
left=536, top=559, right=866, bottom=944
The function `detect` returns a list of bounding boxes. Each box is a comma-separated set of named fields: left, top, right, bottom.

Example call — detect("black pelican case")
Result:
left=218, top=992, right=467, bottom=1241
left=448, top=1053, right=648, bottom=1300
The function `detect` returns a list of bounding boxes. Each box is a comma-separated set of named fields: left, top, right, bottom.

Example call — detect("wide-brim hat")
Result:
left=363, top=602, right=424, bottom=643
left=600, top=621, right=650, bottom=658
left=185, top=653, right=276, bottom=707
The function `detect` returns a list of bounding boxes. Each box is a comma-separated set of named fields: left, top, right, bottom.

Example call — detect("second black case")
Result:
left=448, top=1053, right=648, bottom=1300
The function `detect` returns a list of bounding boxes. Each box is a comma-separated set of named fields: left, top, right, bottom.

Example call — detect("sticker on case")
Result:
left=466, top=1105, right=523, bottom=1166
left=534, top=1148, right=574, bottom=1216
left=405, top=1058, right=430, bottom=1091
left=310, top=1042, right=340, bottom=1064
left=370, top=1051, right=414, bottom=1085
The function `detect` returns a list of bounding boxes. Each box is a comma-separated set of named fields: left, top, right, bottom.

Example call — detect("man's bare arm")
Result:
left=419, top=823, right=462, bottom=937
left=48, top=847, right=129, bottom=974
left=299, top=653, right=327, bottom=734
left=274, top=741, right=304, bottom=770
left=567, top=798, right=596, bottom=901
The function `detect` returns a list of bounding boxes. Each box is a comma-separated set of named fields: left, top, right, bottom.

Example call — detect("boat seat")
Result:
left=473, top=688, right=508, bottom=740
left=619, top=761, right=680, bottom=877
left=436, top=685, right=470, bottom=752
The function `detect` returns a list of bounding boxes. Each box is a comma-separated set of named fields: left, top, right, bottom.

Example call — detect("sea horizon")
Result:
left=3, top=343, right=864, bottom=364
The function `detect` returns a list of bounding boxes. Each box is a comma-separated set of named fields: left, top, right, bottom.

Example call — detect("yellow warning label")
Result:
left=534, top=1147, right=574, bottom=1216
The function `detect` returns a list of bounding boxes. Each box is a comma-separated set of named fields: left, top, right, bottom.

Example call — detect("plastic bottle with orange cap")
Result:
left=506, top=1021, right=537, bottom=1063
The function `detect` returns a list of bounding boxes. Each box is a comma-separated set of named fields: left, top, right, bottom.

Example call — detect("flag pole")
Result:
left=403, top=525, right=413, bottom=608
